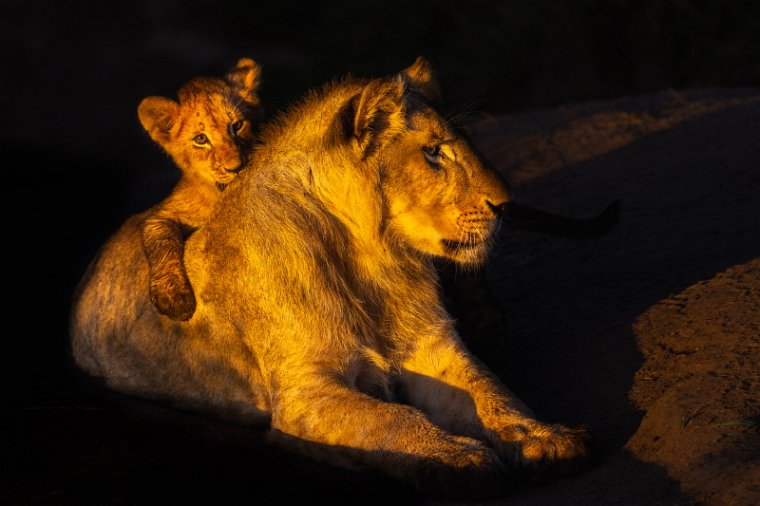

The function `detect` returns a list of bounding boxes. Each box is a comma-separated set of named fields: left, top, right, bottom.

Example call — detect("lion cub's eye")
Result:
left=230, top=120, right=245, bottom=136
left=193, top=133, right=209, bottom=145
left=423, top=145, right=442, bottom=167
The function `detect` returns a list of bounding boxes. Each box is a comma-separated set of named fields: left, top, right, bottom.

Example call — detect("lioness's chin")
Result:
left=440, top=239, right=489, bottom=266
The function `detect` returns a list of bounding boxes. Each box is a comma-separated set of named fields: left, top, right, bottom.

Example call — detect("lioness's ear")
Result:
left=226, top=57, right=262, bottom=105
left=138, top=96, right=179, bottom=146
left=400, top=56, right=441, bottom=102
left=352, top=79, right=406, bottom=156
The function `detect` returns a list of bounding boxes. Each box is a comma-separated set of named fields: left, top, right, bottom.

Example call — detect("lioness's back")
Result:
left=70, top=213, right=150, bottom=379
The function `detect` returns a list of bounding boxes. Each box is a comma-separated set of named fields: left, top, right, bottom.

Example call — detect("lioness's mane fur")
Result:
left=191, top=75, right=438, bottom=366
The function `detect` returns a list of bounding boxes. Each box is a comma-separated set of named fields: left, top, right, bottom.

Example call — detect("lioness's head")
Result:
left=138, top=58, right=263, bottom=186
left=342, top=57, right=513, bottom=266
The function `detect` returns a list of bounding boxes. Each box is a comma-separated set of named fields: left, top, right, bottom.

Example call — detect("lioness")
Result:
left=138, top=58, right=263, bottom=321
left=70, top=57, right=589, bottom=498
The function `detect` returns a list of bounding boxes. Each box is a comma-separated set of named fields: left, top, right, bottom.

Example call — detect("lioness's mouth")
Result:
left=442, top=239, right=483, bottom=251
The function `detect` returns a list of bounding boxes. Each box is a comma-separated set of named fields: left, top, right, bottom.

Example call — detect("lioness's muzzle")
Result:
left=496, top=200, right=621, bottom=239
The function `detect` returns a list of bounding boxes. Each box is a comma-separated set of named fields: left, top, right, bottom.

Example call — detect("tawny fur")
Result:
left=138, top=58, right=263, bottom=321
left=70, top=57, right=589, bottom=498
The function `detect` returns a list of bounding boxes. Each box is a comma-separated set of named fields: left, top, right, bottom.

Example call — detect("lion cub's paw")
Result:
left=149, top=272, right=197, bottom=321
left=497, top=422, right=591, bottom=478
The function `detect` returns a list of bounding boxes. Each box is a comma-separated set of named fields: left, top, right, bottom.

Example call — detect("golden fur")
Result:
left=70, top=58, right=589, bottom=498
left=137, top=58, right=263, bottom=320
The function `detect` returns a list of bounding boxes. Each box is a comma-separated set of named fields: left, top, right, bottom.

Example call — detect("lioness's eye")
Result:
left=423, top=145, right=441, bottom=166
left=231, top=120, right=245, bottom=133
left=194, top=133, right=208, bottom=145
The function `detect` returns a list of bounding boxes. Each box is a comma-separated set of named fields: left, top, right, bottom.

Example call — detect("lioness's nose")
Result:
left=224, top=163, right=243, bottom=173
left=480, top=158, right=514, bottom=215
left=487, top=200, right=510, bottom=217
left=486, top=182, right=515, bottom=216
left=485, top=179, right=514, bottom=217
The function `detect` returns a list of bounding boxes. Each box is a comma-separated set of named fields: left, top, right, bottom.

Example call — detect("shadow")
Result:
left=446, top=95, right=759, bottom=499
left=4, top=389, right=421, bottom=506
left=3, top=373, right=577, bottom=505
left=497, top=448, right=703, bottom=506
left=4, top=377, right=700, bottom=506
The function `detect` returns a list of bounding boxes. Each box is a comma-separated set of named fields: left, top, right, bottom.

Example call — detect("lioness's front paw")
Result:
left=496, top=423, right=591, bottom=478
left=149, top=274, right=197, bottom=321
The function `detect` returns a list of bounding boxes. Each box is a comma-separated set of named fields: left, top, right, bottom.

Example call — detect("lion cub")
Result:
left=138, top=58, right=263, bottom=321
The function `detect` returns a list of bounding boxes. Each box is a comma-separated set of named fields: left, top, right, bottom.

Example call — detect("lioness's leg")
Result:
left=399, top=336, right=590, bottom=476
left=268, top=375, right=506, bottom=498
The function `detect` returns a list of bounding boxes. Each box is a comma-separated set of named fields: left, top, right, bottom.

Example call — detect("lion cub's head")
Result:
left=138, top=58, right=263, bottom=187
left=344, top=57, right=513, bottom=266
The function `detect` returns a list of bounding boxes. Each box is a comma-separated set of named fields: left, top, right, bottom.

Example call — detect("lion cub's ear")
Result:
left=226, top=57, right=262, bottom=105
left=401, top=56, right=441, bottom=102
left=138, top=96, right=179, bottom=146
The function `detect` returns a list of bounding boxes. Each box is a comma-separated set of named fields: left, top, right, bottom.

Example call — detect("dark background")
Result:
left=3, top=1, right=759, bottom=503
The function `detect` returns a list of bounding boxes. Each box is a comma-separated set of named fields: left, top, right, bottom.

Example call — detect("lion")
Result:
left=137, top=57, right=263, bottom=321
left=70, top=57, right=590, bottom=499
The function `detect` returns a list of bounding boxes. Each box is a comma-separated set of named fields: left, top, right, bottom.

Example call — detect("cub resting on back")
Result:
left=138, top=58, right=263, bottom=321
left=70, top=57, right=590, bottom=498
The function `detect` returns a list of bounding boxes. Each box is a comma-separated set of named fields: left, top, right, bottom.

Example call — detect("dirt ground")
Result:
left=457, top=88, right=760, bottom=505
left=4, top=88, right=759, bottom=505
